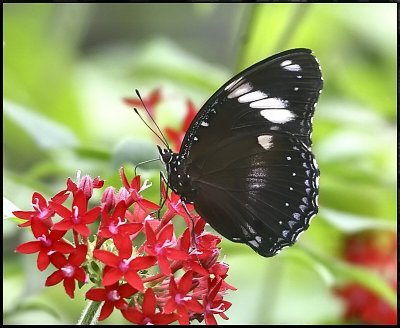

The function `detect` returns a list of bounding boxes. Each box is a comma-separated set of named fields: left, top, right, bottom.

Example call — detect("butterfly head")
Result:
left=157, top=145, right=173, bottom=164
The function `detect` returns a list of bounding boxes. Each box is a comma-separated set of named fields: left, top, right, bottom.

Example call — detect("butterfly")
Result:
left=157, top=48, right=323, bottom=257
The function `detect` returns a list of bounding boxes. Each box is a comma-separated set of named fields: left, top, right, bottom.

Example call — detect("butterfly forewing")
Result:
left=164, top=48, right=322, bottom=257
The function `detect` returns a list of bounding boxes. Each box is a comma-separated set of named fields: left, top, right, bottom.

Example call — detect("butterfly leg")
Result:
left=181, top=201, right=198, bottom=253
left=156, top=171, right=170, bottom=219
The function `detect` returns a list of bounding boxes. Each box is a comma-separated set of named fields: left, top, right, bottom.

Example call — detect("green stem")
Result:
left=77, top=300, right=102, bottom=325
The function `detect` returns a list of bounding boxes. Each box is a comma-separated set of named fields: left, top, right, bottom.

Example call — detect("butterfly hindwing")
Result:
left=189, top=132, right=319, bottom=256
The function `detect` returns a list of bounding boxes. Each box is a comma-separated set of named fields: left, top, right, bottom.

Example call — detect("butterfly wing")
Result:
left=179, top=48, right=322, bottom=257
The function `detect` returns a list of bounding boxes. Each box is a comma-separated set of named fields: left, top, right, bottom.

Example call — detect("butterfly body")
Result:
left=159, top=48, right=322, bottom=257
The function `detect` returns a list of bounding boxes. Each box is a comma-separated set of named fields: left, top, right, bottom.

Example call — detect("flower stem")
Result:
left=77, top=300, right=102, bottom=325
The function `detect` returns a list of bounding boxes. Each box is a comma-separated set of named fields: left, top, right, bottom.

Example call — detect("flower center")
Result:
left=108, top=217, right=125, bottom=235
left=174, top=293, right=191, bottom=304
left=143, top=317, right=152, bottom=325
left=71, top=206, right=80, bottom=224
left=32, top=198, right=49, bottom=219
left=38, top=234, right=52, bottom=247
left=61, top=264, right=75, bottom=278
left=107, top=289, right=120, bottom=302
left=118, top=255, right=135, bottom=272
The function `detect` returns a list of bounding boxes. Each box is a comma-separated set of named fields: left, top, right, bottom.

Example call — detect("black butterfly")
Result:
left=157, top=48, right=323, bottom=257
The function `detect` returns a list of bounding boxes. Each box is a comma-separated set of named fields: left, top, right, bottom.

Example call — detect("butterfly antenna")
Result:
left=135, top=89, right=170, bottom=149
left=133, top=108, right=169, bottom=148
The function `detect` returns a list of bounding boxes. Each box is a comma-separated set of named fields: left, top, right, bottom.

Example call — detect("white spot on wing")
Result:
left=287, top=64, right=301, bottom=71
left=227, top=82, right=252, bottom=99
left=260, top=109, right=295, bottom=124
left=224, top=76, right=243, bottom=91
left=257, top=135, right=273, bottom=150
left=238, top=91, right=268, bottom=103
left=280, top=60, right=292, bottom=66
left=248, top=240, right=259, bottom=248
left=251, top=97, right=288, bottom=109
left=201, top=121, right=209, bottom=127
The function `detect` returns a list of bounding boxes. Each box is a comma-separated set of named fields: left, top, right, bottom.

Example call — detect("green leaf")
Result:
left=3, top=99, right=78, bottom=150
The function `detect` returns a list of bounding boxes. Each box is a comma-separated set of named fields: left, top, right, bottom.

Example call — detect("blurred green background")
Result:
left=3, top=3, right=397, bottom=325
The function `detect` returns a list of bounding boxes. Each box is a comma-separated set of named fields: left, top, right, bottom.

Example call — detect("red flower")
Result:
left=45, top=244, right=88, bottom=298
left=144, top=222, right=189, bottom=275
left=98, top=201, right=143, bottom=240
left=101, top=186, right=116, bottom=211
left=93, top=235, right=156, bottom=291
left=164, top=271, right=203, bottom=324
left=51, top=190, right=101, bottom=237
left=86, top=282, right=137, bottom=321
left=123, top=88, right=162, bottom=117
left=165, top=100, right=197, bottom=152
left=65, top=172, right=104, bottom=199
left=122, top=288, right=178, bottom=325
left=13, top=192, right=57, bottom=228
left=161, top=182, right=194, bottom=225
left=16, top=219, right=74, bottom=271
left=335, top=230, right=397, bottom=325
left=119, top=168, right=159, bottom=211
left=202, top=277, right=232, bottom=325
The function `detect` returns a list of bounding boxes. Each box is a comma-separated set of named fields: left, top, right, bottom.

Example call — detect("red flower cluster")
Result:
left=14, top=168, right=235, bottom=325
left=335, top=230, right=397, bottom=325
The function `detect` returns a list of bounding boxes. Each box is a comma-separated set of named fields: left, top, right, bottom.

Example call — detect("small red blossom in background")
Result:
left=14, top=167, right=235, bottom=325
left=124, top=90, right=197, bottom=152
left=335, top=230, right=397, bottom=325
left=164, top=100, right=197, bottom=152
left=123, top=88, right=162, bottom=117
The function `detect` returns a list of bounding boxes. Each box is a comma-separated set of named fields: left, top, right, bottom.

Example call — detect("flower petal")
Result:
left=37, top=250, right=50, bottom=271
left=124, top=271, right=144, bottom=291
left=50, top=202, right=71, bottom=220
left=178, top=270, right=193, bottom=294
left=49, top=252, right=67, bottom=268
left=45, top=270, right=64, bottom=286
left=16, top=241, right=41, bottom=254
left=121, top=307, right=143, bottom=324
left=86, top=288, right=107, bottom=301
left=98, top=301, right=114, bottom=321
left=69, top=245, right=87, bottom=266
left=142, top=288, right=156, bottom=316
left=53, top=220, right=73, bottom=231
left=63, top=277, right=76, bottom=298
left=119, top=284, right=137, bottom=298
left=82, top=206, right=101, bottom=224
left=93, top=250, right=120, bottom=267
left=103, top=267, right=122, bottom=286
left=130, top=256, right=156, bottom=271
left=113, top=234, right=132, bottom=259
left=74, top=223, right=91, bottom=237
